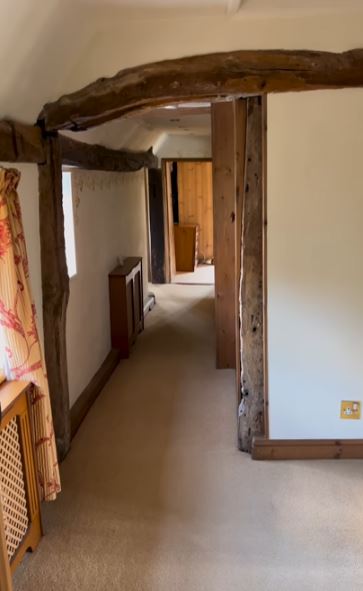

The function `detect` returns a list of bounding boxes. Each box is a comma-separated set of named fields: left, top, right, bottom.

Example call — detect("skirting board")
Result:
left=252, top=437, right=363, bottom=460
left=70, top=349, right=121, bottom=439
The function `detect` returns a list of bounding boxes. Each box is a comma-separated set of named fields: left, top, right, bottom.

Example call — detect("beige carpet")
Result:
left=172, top=264, right=215, bottom=285
left=14, top=284, right=363, bottom=590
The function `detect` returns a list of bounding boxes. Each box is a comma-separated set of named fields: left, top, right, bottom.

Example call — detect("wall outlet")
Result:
left=340, top=401, right=361, bottom=420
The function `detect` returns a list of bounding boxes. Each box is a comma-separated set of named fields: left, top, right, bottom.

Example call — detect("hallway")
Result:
left=14, top=284, right=363, bottom=590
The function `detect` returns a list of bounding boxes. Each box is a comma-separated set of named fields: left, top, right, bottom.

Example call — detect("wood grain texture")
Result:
left=38, top=134, right=71, bottom=460
left=38, top=49, right=363, bottom=131
left=177, top=161, right=213, bottom=262
left=174, top=224, right=198, bottom=272
left=109, top=258, right=144, bottom=358
left=252, top=437, right=363, bottom=460
left=238, top=97, right=265, bottom=452
left=211, top=102, right=237, bottom=369
left=0, top=120, right=44, bottom=163
left=71, top=349, right=121, bottom=439
left=162, top=161, right=175, bottom=282
left=234, top=100, right=247, bottom=405
left=60, top=134, right=157, bottom=171
left=261, top=97, right=269, bottom=438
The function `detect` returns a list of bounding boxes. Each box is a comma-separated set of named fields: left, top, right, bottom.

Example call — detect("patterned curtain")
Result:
left=0, top=167, right=60, bottom=501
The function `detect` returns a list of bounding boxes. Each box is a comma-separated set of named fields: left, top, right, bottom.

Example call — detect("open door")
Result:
left=162, top=159, right=214, bottom=283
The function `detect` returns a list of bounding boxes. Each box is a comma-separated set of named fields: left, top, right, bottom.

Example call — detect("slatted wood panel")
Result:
left=0, top=382, right=42, bottom=580
left=0, top=417, right=29, bottom=561
left=177, top=161, right=213, bottom=262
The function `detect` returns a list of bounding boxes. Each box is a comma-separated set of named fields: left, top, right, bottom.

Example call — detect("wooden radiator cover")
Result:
left=0, top=381, right=42, bottom=574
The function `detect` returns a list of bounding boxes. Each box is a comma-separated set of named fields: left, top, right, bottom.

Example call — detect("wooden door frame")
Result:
left=161, top=158, right=212, bottom=283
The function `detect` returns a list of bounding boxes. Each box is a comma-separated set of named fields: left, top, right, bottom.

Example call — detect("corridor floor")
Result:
left=15, top=284, right=363, bottom=590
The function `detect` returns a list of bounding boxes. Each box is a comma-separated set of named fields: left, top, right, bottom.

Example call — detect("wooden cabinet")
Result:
left=109, top=257, right=144, bottom=358
left=174, top=224, right=199, bottom=272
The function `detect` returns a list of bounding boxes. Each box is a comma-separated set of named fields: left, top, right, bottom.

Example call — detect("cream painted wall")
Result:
left=156, top=134, right=211, bottom=160
left=0, top=163, right=43, bottom=346
left=64, top=12, right=363, bottom=97
left=66, top=169, right=149, bottom=406
left=267, top=89, right=363, bottom=439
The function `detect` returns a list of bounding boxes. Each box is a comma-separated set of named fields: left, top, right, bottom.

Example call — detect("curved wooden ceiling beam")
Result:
left=38, top=48, right=363, bottom=131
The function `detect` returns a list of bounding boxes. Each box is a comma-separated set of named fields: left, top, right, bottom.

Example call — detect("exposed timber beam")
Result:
left=60, top=134, right=158, bottom=172
left=238, top=96, right=265, bottom=452
left=0, top=120, right=44, bottom=163
left=38, top=133, right=71, bottom=460
left=234, top=99, right=248, bottom=399
left=38, top=48, right=363, bottom=131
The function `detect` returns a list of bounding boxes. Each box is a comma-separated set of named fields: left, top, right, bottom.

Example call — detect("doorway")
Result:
left=162, top=159, right=214, bottom=286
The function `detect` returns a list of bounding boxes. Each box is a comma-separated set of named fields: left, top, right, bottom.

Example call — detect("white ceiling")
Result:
left=127, top=104, right=211, bottom=135
left=62, top=103, right=212, bottom=152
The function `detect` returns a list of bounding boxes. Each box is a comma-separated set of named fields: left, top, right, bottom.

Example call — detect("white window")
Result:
left=62, top=171, right=77, bottom=278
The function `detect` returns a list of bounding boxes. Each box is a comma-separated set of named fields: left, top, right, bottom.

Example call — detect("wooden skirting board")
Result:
left=70, top=349, right=121, bottom=439
left=252, top=438, right=363, bottom=460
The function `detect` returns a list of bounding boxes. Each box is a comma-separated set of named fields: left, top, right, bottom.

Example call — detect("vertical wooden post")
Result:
left=0, top=504, right=12, bottom=591
left=162, top=161, right=175, bottom=283
left=238, top=96, right=266, bottom=452
left=38, top=133, right=71, bottom=460
left=148, top=168, right=166, bottom=284
left=234, top=99, right=248, bottom=400
left=211, top=102, right=237, bottom=369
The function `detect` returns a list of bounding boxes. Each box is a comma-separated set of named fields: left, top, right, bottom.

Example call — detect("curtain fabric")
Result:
left=0, top=167, right=60, bottom=501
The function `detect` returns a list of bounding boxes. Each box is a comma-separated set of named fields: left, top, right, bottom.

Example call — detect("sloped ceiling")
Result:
left=62, top=103, right=211, bottom=152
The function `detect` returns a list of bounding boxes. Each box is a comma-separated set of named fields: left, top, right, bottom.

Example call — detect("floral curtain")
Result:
left=0, top=167, right=60, bottom=501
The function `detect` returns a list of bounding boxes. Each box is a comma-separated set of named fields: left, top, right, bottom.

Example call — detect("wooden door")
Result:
left=177, top=161, right=213, bottom=262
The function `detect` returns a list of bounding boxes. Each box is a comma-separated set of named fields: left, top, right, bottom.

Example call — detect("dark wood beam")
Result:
left=38, top=133, right=71, bottom=460
left=60, top=134, right=157, bottom=171
left=0, top=120, right=44, bottom=163
left=38, top=49, right=363, bottom=131
left=147, top=168, right=166, bottom=283
left=238, top=96, right=265, bottom=452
